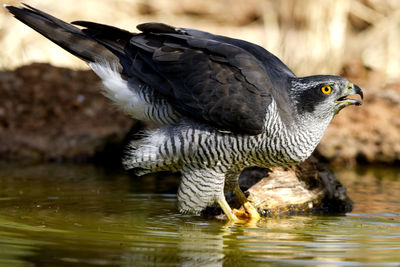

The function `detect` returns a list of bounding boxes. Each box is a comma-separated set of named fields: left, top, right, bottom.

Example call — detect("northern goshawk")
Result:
left=6, top=4, right=363, bottom=221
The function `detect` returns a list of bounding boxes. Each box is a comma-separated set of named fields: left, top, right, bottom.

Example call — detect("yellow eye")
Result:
left=321, top=85, right=332, bottom=95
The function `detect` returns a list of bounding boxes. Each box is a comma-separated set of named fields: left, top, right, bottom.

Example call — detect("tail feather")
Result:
left=5, top=3, right=124, bottom=68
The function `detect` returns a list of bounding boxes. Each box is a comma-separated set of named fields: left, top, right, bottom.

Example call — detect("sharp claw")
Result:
left=244, top=202, right=261, bottom=220
left=232, top=208, right=247, bottom=218
left=233, top=202, right=261, bottom=220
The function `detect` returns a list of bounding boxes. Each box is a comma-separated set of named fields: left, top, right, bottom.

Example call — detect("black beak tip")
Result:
left=354, top=84, right=364, bottom=100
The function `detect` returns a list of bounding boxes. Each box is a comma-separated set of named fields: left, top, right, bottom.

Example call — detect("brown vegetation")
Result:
left=1, top=0, right=400, bottom=84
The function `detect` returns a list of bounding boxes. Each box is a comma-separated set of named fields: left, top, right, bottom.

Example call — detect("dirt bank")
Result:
left=0, top=63, right=134, bottom=162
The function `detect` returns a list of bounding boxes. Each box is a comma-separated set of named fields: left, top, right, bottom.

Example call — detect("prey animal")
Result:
left=6, top=4, right=363, bottom=221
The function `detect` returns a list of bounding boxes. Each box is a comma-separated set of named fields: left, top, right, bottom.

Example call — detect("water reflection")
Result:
left=0, top=162, right=399, bottom=266
left=334, top=166, right=400, bottom=220
left=177, top=223, right=224, bottom=266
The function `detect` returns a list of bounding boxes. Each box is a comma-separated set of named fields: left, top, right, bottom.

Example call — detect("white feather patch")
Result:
left=88, top=62, right=150, bottom=121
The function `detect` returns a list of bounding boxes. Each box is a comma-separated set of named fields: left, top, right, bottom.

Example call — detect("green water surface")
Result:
left=0, top=162, right=399, bottom=266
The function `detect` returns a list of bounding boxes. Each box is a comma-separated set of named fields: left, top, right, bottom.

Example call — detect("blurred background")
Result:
left=1, top=0, right=399, bottom=85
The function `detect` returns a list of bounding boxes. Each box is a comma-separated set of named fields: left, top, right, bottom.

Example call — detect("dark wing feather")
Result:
left=127, top=28, right=278, bottom=134
left=174, top=27, right=297, bottom=122
left=6, top=4, right=293, bottom=134
left=179, top=27, right=296, bottom=79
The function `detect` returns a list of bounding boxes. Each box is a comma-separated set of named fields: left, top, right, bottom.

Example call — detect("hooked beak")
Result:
left=336, top=83, right=364, bottom=106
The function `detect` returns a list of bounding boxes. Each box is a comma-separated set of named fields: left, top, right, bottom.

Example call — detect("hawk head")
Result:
left=290, top=75, right=363, bottom=122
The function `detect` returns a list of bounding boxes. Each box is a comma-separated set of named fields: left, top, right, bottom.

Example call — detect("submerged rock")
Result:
left=245, top=156, right=353, bottom=216
left=204, top=156, right=353, bottom=218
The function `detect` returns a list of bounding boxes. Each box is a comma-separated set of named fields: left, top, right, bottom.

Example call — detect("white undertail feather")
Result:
left=89, top=62, right=151, bottom=122
left=89, top=62, right=181, bottom=125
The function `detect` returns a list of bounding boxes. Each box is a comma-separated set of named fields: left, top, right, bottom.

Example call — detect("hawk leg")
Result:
left=177, top=166, right=257, bottom=221
left=217, top=197, right=238, bottom=222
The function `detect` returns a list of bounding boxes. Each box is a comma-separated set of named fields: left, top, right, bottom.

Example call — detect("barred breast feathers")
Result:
left=260, top=100, right=325, bottom=165
left=123, top=123, right=233, bottom=175
left=89, top=62, right=181, bottom=125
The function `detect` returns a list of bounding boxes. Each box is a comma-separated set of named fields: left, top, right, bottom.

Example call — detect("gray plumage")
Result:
left=6, top=4, right=363, bottom=217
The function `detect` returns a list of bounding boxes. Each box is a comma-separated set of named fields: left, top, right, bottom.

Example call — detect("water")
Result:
left=0, top=162, right=399, bottom=266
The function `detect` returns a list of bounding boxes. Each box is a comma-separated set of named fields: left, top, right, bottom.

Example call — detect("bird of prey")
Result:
left=6, top=4, right=363, bottom=221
